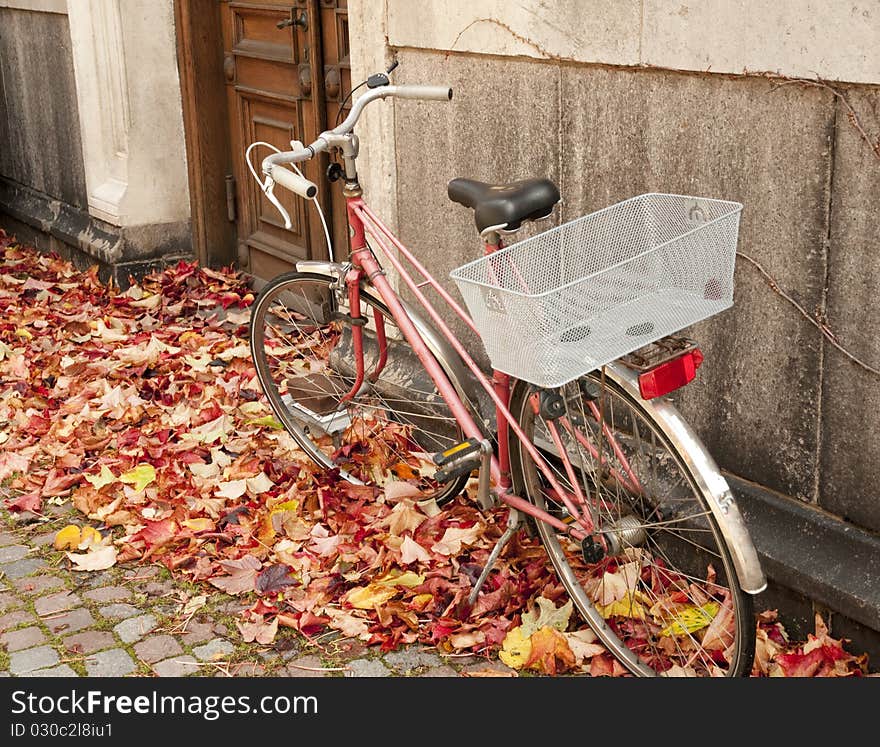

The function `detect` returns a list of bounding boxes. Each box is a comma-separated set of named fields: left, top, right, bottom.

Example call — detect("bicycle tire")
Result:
left=508, top=368, right=755, bottom=677
left=250, top=271, right=470, bottom=504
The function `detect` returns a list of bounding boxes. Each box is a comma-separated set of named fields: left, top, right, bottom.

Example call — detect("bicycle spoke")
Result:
left=512, top=369, right=750, bottom=677
left=251, top=274, right=468, bottom=503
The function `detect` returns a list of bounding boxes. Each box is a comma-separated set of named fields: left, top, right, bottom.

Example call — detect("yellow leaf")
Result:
left=257, top=514, right=277, bottom=546
left=251, top=415, right=284, bottom=430
left=272, top=499, right=300, bottom=513
left=53, top=525, right=81, bottom=550
left=346, top=584, right=397, bottom=610
left=660, top=602, right=721, bottom=637
left=84, top=465, right=117, bottom=489
left=182, top=518, right=214, bottom=533
left=410, top=593, right=433, bottom=611
left=78, top=526, right=102, bottom=550
left=524, top=626, right=577, bottom=675
left=597, top=594, right=650, bottom=620
left=498, top=626, right=532, bottom=670
left=118, top=463, right=156, bottom=492
left=15, top=327, right=32, bottom=340
left=376, top=569, right=425, bottom=588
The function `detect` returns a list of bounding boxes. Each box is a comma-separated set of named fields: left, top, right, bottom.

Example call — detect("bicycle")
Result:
left=246, top=67, right=767, bottom=677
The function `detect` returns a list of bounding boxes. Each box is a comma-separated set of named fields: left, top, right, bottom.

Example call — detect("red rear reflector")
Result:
left=638, top=349, right=704, bottom=399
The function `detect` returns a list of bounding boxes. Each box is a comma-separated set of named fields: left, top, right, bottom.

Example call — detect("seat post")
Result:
left=482, top=230, right=502, bottom=255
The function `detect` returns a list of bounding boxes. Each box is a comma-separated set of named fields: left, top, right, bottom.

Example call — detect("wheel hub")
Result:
left=582, top=514, right=647, bottom=563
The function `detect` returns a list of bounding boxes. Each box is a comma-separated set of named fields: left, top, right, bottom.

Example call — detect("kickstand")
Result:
left=467, top=508, right=521, bottom=607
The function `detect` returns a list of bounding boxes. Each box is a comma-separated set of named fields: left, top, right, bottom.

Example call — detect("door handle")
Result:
left=277, top=11, right=307, bottom=30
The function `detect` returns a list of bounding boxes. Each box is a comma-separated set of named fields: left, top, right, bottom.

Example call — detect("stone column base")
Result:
left=0, top=177, right=193, bottom=288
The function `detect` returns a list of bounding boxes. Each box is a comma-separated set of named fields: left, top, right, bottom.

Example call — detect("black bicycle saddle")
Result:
left=447, top=177, right=560, bottom=233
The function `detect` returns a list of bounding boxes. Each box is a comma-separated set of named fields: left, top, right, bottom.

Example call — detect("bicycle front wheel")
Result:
left=508, top=368, right=755, bottom=677
left=250, top=271, right=470, bottom=503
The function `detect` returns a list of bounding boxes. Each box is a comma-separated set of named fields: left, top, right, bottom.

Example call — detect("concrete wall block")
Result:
left=0, top=8, right=88, bottom=208
left=390, top=49, right=563, bottom=365
left=560, top=66, right=834, bottom=501
left=562, top=66, right=834, bottom=501
left=348, top=0, right=399, bottom=232
left=381, top=53, right=836, bottom=503
left=388, top=54, right=835, bottom=501
left=387, top=0, right=641, bottom=66
left=382, top=1, right=880, bottom=85
left=642, top=1, right=880, bottom=85
left=819, top=86, right=880, bottom=533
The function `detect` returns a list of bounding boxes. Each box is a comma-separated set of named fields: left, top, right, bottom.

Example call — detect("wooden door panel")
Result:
left=231, top=4, right=295, bottom=58
left=317, top=0, right=351, bottom=257
left=245, top=99, right=308, bottom=242
left=223, top=0, right=309, bottom=276
left=217, top=0, right=349, bottom=280
left=234, top=57, right=300, bottom=97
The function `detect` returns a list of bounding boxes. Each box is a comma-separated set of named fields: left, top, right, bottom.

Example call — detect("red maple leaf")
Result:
left=132, top=519, right=178, bottom=551
left=41, top=468, right=82, bottom=497
left=5, top=491, right=42, bottom=513
left=25, top=414, right=51, bottom=436
left=776, top=647, right=838, bottom=677
left=283, top=610, right=329, bottom=637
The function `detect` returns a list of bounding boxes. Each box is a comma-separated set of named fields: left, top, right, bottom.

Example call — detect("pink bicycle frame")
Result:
left=337, top=195, right=642, bottom=542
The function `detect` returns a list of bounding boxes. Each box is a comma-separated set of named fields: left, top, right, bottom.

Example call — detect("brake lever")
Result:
left=261, top=176, right=292, bottom=229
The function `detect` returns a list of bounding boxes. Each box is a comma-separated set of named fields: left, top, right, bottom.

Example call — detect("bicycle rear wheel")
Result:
left=508, top=369, right=755, bottom=677
left=250, top=271, right=470, bottom=503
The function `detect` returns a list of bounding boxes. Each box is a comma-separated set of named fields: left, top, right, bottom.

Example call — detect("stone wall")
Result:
left=0, top=6, right=88, bottom=210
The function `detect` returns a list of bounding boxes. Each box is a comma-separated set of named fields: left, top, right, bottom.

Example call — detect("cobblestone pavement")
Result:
left=0, top=502, right=516, bottom=678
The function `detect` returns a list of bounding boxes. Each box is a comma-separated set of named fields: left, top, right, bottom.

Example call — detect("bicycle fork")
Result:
left=335, top=265, right=391, bottom=403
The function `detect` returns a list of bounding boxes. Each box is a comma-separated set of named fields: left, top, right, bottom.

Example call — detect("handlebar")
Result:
left=261, top=83, right=452, bottom=175
left=388, top=85, right=452, bottom=101
left=330, top=84, right=451, bottom=137
left=257, top=81, right=452, bottom=228
left=269, top=165, right=317, bottom=199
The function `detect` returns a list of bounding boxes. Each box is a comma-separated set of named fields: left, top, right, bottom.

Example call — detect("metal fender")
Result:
left=605, top=361, right=767, bottom=594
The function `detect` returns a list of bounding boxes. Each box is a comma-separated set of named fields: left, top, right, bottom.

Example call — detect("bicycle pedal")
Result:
left=432, top=437, right=483, bottom=468
left=432, top=438, right=484, bottom=483
left=433, top=453, right=482, bottom=483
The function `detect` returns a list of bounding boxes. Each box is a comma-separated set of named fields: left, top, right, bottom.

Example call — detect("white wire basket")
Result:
left=449, top=193, right=743, bottom=388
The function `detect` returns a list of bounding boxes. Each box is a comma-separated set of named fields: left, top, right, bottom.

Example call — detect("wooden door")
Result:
left=219, top=0, right=350, bottom=281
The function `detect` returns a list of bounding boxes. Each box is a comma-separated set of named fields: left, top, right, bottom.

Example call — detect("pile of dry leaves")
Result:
left=0, top=231, right=869, bottom=676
